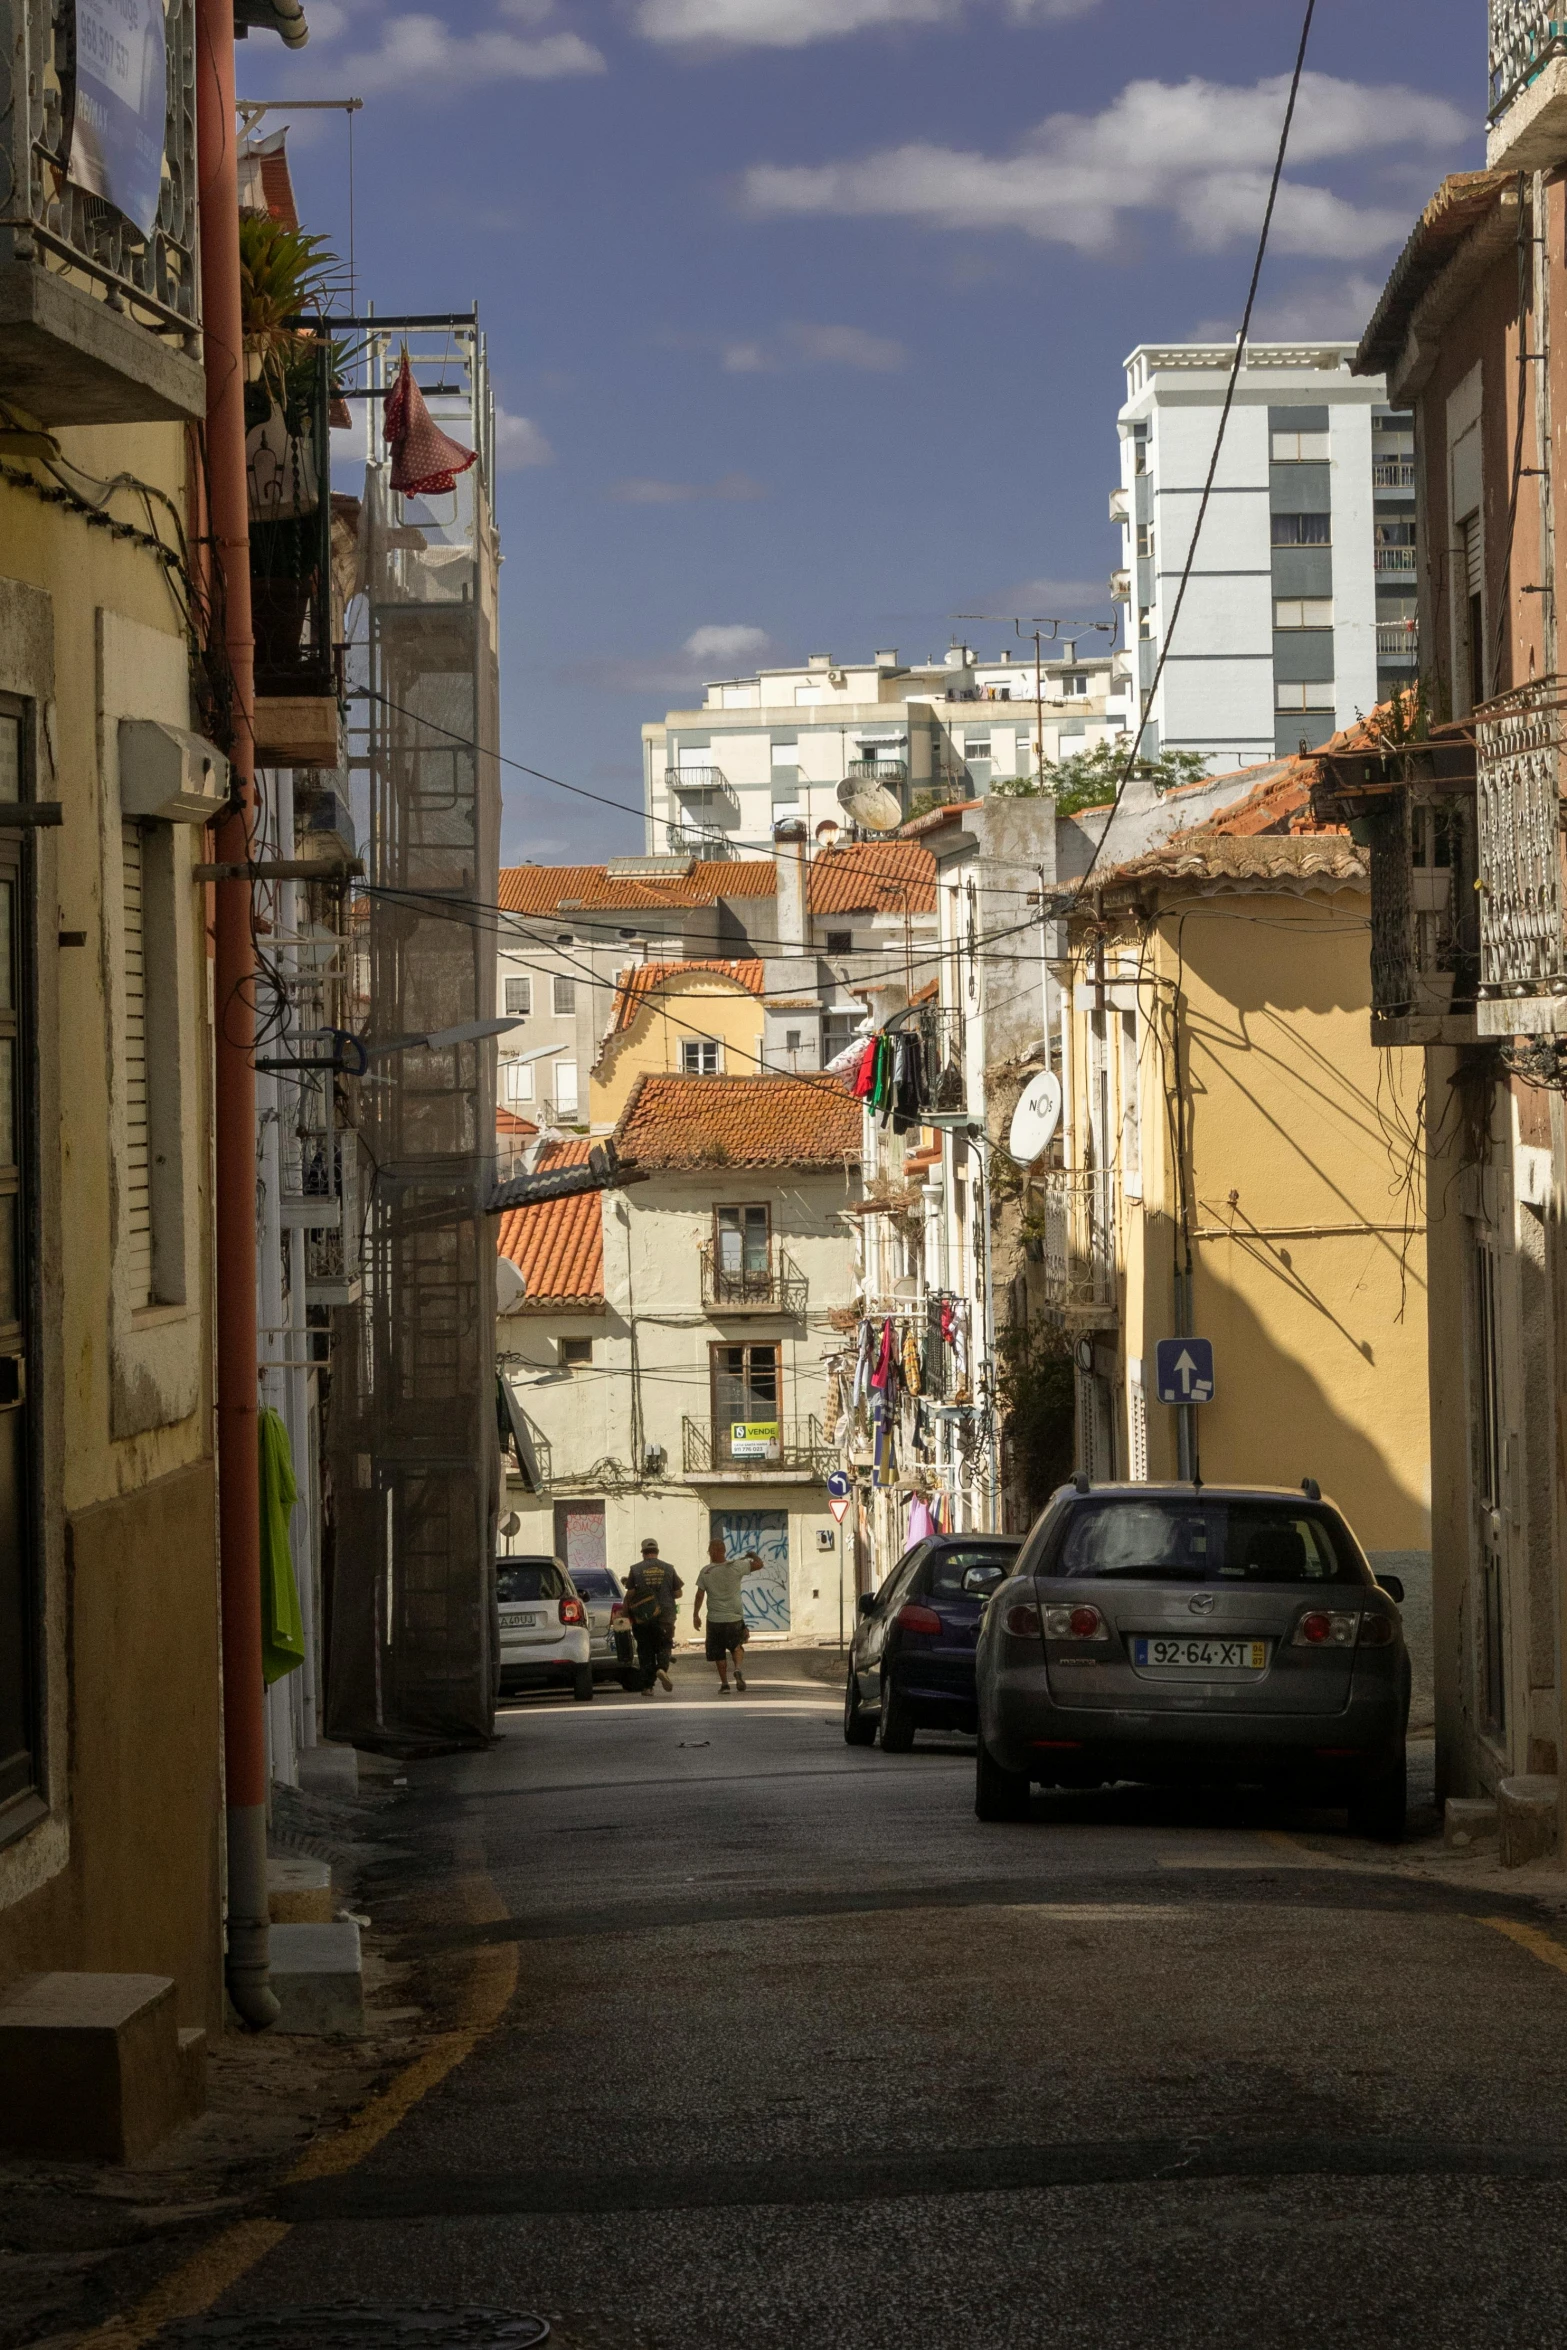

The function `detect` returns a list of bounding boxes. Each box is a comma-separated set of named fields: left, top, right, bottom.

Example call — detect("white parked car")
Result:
left=565, top=1563, right=642, bottom=1691
left=496, top=1554, right=593, bottom=1703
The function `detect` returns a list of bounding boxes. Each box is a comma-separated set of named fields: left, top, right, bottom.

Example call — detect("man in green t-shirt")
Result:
left=693, top=1537, right=759, bottom=1693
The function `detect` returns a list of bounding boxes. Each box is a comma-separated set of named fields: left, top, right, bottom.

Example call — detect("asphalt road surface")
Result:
left=229, top=1649, right=1567, bottom=2349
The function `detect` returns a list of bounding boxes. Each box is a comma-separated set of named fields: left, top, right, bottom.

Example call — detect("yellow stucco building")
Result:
left=1049, top=805, right=1432, bottom=1691
left=590, top=958, right=768, bottom=1126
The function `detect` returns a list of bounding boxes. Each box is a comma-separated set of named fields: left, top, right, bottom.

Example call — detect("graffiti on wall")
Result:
left=714, top=1509, right=790, bottom=1636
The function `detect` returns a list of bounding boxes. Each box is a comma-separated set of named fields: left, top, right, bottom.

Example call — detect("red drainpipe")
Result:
left=196, top=0, right=277, bottom=2029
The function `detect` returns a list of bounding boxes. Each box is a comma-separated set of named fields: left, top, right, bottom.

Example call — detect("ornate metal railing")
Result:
left=1039, top=1169, right=1118, bottom=1325
left=1490, top=3, right=1567, bottom=120
left=1366, top=790, right=1479, bottom=1022
left=682, top=1415, right=831, bottom=1475
left=249, top=327, right=335, bottom=699
left=848, top=757, right=909, bottom=785
left=0, top=0, right=200, bottom=340
left=667, top=765, right=739, bottom=820
left=1476, top=678, right=1567, bottom=1010
left=699, top=1242, right=808, bottom=1316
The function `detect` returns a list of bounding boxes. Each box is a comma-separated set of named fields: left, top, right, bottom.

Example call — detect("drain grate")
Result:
left=169, top=2307, right=549, bottom=2350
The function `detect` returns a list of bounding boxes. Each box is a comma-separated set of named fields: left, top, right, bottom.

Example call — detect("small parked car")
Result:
left=496, top=1554, right=594, bottom=1703
left=973, top=1481, right=1410, bottom=1837
left=844, top=1534, right=1021, bottom=1750
left=562, top=1562, right=641, bottom=1691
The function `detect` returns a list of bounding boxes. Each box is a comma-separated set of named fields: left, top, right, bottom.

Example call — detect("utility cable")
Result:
left=1063, top=0, right=1319, bottom=911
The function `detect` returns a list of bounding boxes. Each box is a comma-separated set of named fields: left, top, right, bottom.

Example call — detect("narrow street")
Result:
left=189, top=1655, right=1567, bottom=2350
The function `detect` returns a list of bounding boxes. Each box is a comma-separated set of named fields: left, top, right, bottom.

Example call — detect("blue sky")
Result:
left=256, top=0, right=1485, bottom=863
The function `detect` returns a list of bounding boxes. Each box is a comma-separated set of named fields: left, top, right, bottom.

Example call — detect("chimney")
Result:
left=875, top=648, right=899, bottom=670
left=772, top=816, right=809, bottom=952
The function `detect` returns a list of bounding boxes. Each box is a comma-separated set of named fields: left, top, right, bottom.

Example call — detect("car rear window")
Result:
left=924, top=1547, right=1017, bottom=1598
left=570, top=1569, right=617, bottom=1599
left=497, top=1559, right=565, bottom=1603
left=1052, top=1500, right=1363, bottom=1585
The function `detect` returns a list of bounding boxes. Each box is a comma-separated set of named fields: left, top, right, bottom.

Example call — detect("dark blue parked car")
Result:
left=844, top=1534, right=1021, bottom=1751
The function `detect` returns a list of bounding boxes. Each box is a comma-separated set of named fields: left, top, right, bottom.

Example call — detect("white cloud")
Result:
left=493, top=403, right=555, bottom=468
left=683, top=623, right=770, bottom=662
left=1190, top=273, right=1387, bottom=345
left=335, top=10, right=605, bottom=91
left=719, top=321, right=906, bottom=373
left=635, top=0, right=1100, bottom=42
left=608, top=471, right=768, bottom=503
left=741, top=71, right=1467, bottom=261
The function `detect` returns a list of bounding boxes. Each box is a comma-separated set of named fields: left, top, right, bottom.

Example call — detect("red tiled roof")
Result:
left=497, top=1108, right=537, bottom=1138
left=611, top=959, right=764, bottom=1034
left=497, top=1171, right=603, bottom=1308
left=498, top=861, right=773, bottom=915
left=809, top=840, right=935, bottom=916
left=614, top=1074, right=861, bottom=1170
left=1356, top=171, right=1514, bottom=382
left=537, top=1136, right=594, bottom=1168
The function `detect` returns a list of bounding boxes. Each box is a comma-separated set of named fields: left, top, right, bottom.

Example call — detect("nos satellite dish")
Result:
left=496, top=1257, right=527, bottom=1314
left=1008, top=1069, right=1063, bottom=1164
left=836, top=776, right=904, bottom=833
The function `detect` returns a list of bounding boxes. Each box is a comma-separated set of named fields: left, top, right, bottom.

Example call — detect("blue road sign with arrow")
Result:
left=1155, top=1338, right=1214, bottom=1405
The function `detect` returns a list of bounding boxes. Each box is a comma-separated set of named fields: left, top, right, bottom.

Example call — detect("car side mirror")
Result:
left=962, top=1568, right=1001, bottom=1596
left=857, top=1591, right=877, bottom=1617
left=1377, top=1573, right=1405, bottom=1606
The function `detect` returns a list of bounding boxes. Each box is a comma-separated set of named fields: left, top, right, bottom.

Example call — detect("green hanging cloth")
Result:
left=259, top=1405, right=306, bottom=1685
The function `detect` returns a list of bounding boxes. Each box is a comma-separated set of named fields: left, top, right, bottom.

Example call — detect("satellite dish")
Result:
left=496, top=1256, right=527, bottom=1313
left=1008, top=1069, right=1062, bottom=1164
left=836, top=777, right=904, bottom=833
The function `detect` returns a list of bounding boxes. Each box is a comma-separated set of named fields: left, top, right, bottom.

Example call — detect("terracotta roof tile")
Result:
left=497, top=1108, right=537, bottom=1138
left=537, top=1136, right=594, bottom=1168
left=1356, top=171, right=1515, bottom=381
left=611, top=959, right=764, bottom=1034
left=498, top=860, right=773, bottom=915
left=808, top=840, right=935, bottom=915
left=497, top=1180, right=603, bottom=1307
left=613, top=1074, right=861, bottom=1170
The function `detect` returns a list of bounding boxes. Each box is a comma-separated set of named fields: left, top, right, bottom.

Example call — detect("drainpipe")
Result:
left=198, top=0, right=278, bottom=2029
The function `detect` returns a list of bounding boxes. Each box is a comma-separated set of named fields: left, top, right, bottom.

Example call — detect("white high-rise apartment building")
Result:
left=643, top=643, right=1134, bottom=855
left=1114, top=343, right=1418, bottom=772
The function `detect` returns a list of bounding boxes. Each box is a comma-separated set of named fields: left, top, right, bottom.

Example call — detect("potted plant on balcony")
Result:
left=239, top=216, right=338, bottom=683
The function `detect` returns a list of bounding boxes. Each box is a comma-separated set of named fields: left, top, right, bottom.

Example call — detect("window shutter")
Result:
left=1463, top=514, right=1483, bottom=598
left=121, top=820, right=152, bottom=1309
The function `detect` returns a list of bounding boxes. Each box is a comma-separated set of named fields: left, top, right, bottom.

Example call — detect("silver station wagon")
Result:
left=974, top=1482, right=1410, bottom=1838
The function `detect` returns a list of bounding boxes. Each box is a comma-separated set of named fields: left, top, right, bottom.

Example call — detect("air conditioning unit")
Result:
left=118, top=720, right=229, bottom=823
left=293, top=778, right=356, bottom=864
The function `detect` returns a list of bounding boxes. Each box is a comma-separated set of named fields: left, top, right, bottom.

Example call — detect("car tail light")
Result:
left=559, top=1595, right=586, bottom=1627
left=1292, top=1609, right=1359, bottom=1647
left=1042, top=1603, right=1109, bottom=1642
left=1357, top=1613, right=1396, bottom=1648
left=1003, top=1602, right=1042, bottom=1639
left=609, top=1601, right=625, bottom=1619
left=897, top=1602, right=943, bottom=1635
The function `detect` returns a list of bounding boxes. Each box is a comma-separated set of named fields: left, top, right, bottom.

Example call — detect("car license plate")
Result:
left=1132, top=1636, right=1267, bottom=1670
left=500, top=1611, right=541, bottom=1629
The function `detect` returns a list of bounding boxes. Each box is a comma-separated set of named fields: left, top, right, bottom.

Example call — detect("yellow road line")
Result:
left=73, top=1871, right=518, bottom=2350
left=1477, top=1914, right=1567, bottom=1975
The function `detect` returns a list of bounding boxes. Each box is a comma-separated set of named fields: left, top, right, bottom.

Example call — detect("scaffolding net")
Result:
left=326, top=315, right=501, bottom=1751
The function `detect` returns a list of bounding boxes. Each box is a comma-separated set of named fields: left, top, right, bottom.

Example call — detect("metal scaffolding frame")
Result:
left=325, top=311, right=501, bottom=1750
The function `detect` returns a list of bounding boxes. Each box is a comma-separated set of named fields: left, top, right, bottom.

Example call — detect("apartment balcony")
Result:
left=667, top=825, right=735, bottom=859
left=1475, top=676, right=1567, bottom=1035
left=1374, top=546, right=1418, bottom=577
left=1376, top=620, right=1420, bottom=663
left=666, top=766, right=740, bottom=821
left=1039, top=1170, right=1118, bottom=1330
left=1109, top=570, right=1132, bottom=604
left=1318, top=726, right=1480, bottom=1048
left=0, top=0, right=205, bottom=424
left=1108, top=487, right=1129, bottom=524
left=699, top=1242, right=808, bottom=1317
left=682, top=1415, right=832, bottom=1481
left=847, top=757, right=909, bottom=786
left=1372, top=460, right=1417, bottom=493
left=1489, top=3, right=1567, bottom=167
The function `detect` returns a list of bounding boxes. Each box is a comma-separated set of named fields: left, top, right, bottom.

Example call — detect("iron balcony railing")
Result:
left=848, top=757, right=909, bottom=786
left=699, top=1242, right=808, bottom=1316
left=667, top=766, right=740, bottom=820
left=666, top=825, right=734, bottom=859
left=683, top=1415, right=832, bottom=1475
left=1375, top=546, right=1418, bottom=575
left=0, top=0, right=199, bottom=341
left=913, top=1003, right=966, bottom=1113
left=1040, top=1169, right=1118, bottom=1326
left=1475, top=676, right=1567, bottom=1021
left=1372, top=459, right=1417, bottom=491
left=249, top=327, right=336, bottom=699
left=1490, top=3, right=1567, bottom=120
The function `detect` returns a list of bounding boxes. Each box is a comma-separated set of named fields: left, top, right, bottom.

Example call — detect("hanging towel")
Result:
left=870, top=1318, right=894, bottom=1391
left=385, top=348, right=478, bottom=497
left=873, top=1400, right=897, bottom=1487
left=853, top=1319, right=875, bottom=1409
left=940, top=1297, right=955, bottom=1343
left=901, top=1322, right=922, bottom=1396
left=852, top=1037, right=879, bottom=1099
left=907, top=1493, right=936, bottom=1544
left=259, top=1406, right=306, bottom=1686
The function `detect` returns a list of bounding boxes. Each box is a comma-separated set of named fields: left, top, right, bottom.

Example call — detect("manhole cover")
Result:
left=169, top=2308, right=549, bottom=2350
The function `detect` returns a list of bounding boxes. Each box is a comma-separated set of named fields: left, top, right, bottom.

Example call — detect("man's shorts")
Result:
left=705, top=1618, right=747, bottom=1660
